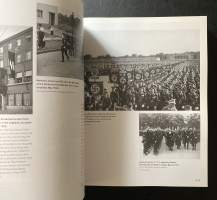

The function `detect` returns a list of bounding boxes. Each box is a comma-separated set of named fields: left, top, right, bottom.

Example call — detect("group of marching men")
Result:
left=140, top=127, right=200, bottom=155
left=84, top=60, right=200, bottom=111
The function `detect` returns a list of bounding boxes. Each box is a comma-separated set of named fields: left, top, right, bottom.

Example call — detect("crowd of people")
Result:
left=140, top=127, right=200, bottom=155
left=84, top=60, right=200, bottom=111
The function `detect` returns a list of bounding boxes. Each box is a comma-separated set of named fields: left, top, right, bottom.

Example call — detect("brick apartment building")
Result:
left=0, top=27, right=33, bottom=114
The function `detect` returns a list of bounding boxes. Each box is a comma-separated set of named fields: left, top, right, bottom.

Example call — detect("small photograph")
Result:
left=37, top=3, right=83, bottom=79
left=84, top=29, right=200, bottom=111
left=139, top=113, right=200, bottom=159
left=0, top=26, right=33, bottom=114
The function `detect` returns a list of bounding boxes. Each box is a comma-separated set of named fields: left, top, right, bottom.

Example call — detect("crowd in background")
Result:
left=85, top=60, right=200, bottom=111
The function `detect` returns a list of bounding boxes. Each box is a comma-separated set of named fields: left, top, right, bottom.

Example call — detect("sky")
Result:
left=84, top=29, right=200, bottom=57
left=38, top=0, right=82, bottom=17
left=0, top=26, right=28, bottom=42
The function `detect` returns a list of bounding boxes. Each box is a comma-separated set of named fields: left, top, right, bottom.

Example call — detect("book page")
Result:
left=0, top=0, right=84, bottom=200
left=84, top=17, right=208, bottom=187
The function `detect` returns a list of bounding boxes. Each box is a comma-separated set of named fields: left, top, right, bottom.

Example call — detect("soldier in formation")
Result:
left=140, top=127, right=200, bottom=155
left=85, top=60, right=200, bottom=111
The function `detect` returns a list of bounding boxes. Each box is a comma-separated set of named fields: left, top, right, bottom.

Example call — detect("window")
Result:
left=16, top=72, right=23, bottom=83
left=26, top=51, right=32, bottom=60
left=8, top=43, right=12, bottom=50
left=23, top=70, right=32, bottom=82
left=23, top=76, right=32, bottom=82
left=15, top=93, right=22, bottom=106
left=0, top=60, right=3, bottom=68
left=25, top=70, right=32, bottom=76
left=0, top=47, right=3, bottom=54
left=23, top=93, right=31, bottom=106
left=8, top=94, right=15, bottom=106
left=26, top=35, right=32, bottom=42
left=16, top=54, right=21, bottom=63
left=17, top=39, right=22, bottom=46
left=37, top=9, right=43, bottom=18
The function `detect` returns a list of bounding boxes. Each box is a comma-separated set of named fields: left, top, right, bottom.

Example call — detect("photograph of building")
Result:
left=37, top=3, right=83, bottom=79
left=0, top=26, right=33, bottom=114
left=139, top=113, right=200, bottom=159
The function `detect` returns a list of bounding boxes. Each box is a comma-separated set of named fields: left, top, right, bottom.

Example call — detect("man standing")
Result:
left=61, top=33, right=69, bottom=62
left=162, top=99, right=177, bottom=111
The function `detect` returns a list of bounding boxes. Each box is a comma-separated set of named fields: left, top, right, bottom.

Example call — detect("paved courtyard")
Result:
left=37, top=51, right=83, bottom=79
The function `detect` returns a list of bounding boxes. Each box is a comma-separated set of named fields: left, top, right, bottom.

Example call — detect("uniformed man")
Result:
left=162, top=99, right=177, bottom=111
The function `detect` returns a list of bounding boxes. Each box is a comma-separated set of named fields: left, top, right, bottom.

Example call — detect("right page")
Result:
left=84, top=17, right=207, bottom=187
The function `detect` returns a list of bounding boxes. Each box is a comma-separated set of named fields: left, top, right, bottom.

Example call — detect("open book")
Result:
left=0, top=0, right=207, bottom=199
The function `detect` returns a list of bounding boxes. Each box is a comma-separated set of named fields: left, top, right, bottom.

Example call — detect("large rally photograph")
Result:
left=84, top=28, right=200, bottom=111
left=139, top=113, right=200, bottom=159
left=0, top=26, right=33, bottom=114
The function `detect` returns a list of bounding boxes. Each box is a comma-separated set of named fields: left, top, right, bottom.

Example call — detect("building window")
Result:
left=15, top=93, right=22, bottom=106
left=17, top=39, right=22, bottom=47
left=23, top=93, right=31, bottom=106
left=8, top=43, right=12, bottom=50
left=26, top=51, right=32, bottom=60
left=26, top=35, right=32, bottom=42
left=0, top=60, right=3, bottom=68
left=23, top=70, right=32, bottom=82
left=23, top=76, right=32, bottom=82
left=16, top=72, right=23, bottom=83
left=17, top=54, right=21, bottom=63
left=8, top=94, right=15, bottom=106
left=37, top=9, right=43, bottom=18
left=0, top=47, right=3, bottom=54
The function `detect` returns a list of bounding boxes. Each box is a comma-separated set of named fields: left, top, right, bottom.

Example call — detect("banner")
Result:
left=8, top=51, right=15, bottom=78
left=0, top=68, right=7, bottom=95
left=90, top=82, right=103, bottom=95
left=109, top=73, right=119, bottom=83
left=134, top=69, right=143, bottom=80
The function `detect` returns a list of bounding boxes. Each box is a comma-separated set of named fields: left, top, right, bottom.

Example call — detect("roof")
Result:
left=0, top=27, right=32, bottom=46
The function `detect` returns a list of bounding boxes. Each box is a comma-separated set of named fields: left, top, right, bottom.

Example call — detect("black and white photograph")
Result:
left=37, top=3, right=83, bottom=79
left=0, top=26, right=33, bottom=114
left=139, top=113, right=200, bottom=159
left=84, top=29, right=200, bottom=111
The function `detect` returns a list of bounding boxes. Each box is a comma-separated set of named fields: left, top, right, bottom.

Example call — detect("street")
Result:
left=37, top=51, right=83, bottom=79
left=139, top=136, right=200, bottom=160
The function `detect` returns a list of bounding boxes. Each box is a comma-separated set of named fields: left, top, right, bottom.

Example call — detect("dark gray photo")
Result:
left=84, top=29, right=200, bottom=111
left=37, top=3, right=83, bottom=79
left=0, top=26, right=33, bottom=114
left=139, top=113, right=200, bottom=159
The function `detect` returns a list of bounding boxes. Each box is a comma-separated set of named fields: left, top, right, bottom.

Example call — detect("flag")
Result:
left=119, top=72, right=127, bottom=84
left=8, top=51, right=15, bottom=78
left=134, top=69, right=142, bottom=80
left=0, top=68, right=7, bottom=95
left=109, top=73, right=119, bottom=83
left=90, top=82, right=103, bottom=95
left=119, top=76, right=127, bottom=85
left=126, top=71, right=133, bottom=81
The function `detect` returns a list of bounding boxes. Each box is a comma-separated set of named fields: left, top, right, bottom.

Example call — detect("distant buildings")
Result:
left=162, top=52, right=200, bottom=61
left=37, top=3, right=58, bottom=26
left=84, top=52, right=200, bottom=71
left=0, top=27, right=33, bottom=114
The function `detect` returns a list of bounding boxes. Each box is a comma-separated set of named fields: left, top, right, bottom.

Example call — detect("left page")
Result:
left=0, top=0, right=84, bottom=200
